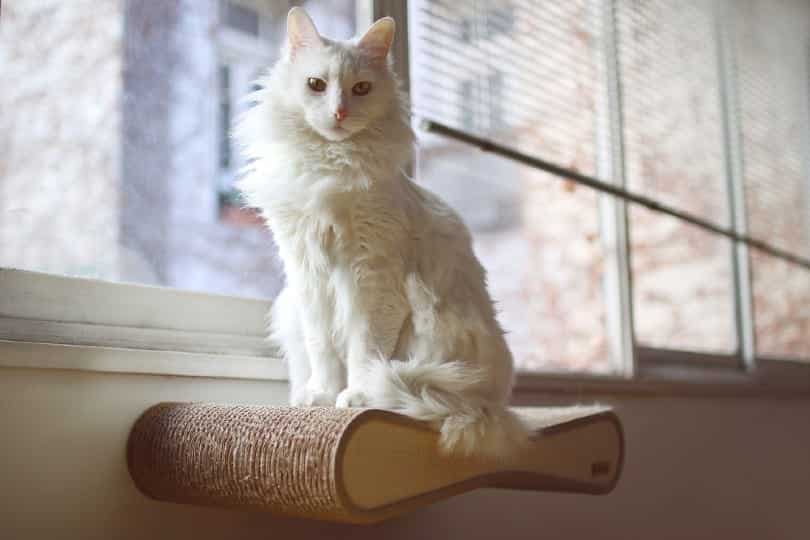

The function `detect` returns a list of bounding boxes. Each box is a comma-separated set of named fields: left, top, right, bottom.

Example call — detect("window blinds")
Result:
left=410, top=0, right=810, bottom=269
left=411, top=0, right=607, bottom=178
left=731, top=0, right=810, bottom=259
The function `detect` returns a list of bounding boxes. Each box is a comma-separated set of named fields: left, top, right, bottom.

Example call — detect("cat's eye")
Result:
left=352, top=81, right=372, bottom=96
left=307, top=77, right=327, bottom=92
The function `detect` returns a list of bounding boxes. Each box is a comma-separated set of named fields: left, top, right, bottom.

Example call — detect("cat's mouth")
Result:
left=320, top=125, right=352, bottom=141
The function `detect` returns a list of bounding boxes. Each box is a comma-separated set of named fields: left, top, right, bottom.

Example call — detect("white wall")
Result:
left=1, top=363, right=809, bottom=540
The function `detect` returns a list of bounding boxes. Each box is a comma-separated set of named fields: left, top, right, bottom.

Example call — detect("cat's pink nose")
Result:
left=334, top=108, right=348, bottom=122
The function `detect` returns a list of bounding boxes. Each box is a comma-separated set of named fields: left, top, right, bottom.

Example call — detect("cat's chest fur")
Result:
left=271, top=176, right=407, bottom=285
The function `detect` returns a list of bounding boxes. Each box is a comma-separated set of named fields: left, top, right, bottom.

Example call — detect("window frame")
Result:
left=1, top=0, right=809, bottom=397
left=611, top=0, right=810, bottom=374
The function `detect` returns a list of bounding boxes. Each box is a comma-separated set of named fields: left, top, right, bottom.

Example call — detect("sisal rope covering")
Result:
left=128, top=402, right=623, bottom=523
left=127, top=403, right=364, bottom=521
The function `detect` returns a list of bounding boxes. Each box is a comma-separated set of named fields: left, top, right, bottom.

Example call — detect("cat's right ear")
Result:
left=286, top=7, right=323, bottom=59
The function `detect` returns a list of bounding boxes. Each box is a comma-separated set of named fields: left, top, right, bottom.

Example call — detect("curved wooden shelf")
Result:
left=127, top=403, right=623, bottom=523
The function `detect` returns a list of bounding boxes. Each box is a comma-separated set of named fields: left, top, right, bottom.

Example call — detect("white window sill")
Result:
left=0, top=268, right=285, bottom=379
left=2, top=338, right=807, bottom=400
left=0, top=268, right=273, bottom=356
left=0, top=340, right=287, bottom=381
left=2, top=268, right=809, bottom=398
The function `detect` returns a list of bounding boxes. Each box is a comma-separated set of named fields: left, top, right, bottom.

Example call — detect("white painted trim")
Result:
left=0, top=268, right=270, bottom=334
left=0, top=340, right=287, bottom=381
left=0, top=317, right=273, bottom=357
left=598, top=0, right=636, bottom=378
left=0, top=269, right=272, bottom=356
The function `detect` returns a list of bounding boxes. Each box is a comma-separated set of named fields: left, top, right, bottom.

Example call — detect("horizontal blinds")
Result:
left=410, top=0, right=608, bottom=178
left=410, top=0, right=810, bottom=268
left=731, top=0, right=810, bottom=259
left=616, top=0, right=728, bottom=225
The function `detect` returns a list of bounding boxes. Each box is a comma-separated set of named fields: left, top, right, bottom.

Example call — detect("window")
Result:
left=730, top=1, right=810, bottom=363
left=751, top=249, right=810, bottom=360
left=410, top=0, right=810, bottom=375
left=629, top=206, right=736, bottom=354
left=410, top=0, right=619, bottom=373
left=0, top=0, right=355, bottom=298
left=616, top=0, right=736, bottom=355
left=2, top=0, right=810, bottom=386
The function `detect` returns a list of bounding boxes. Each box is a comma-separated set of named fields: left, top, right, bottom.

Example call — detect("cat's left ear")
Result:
left=357, top=17, right=395, bottom=62
left=287, top=7, right=323, bottom=58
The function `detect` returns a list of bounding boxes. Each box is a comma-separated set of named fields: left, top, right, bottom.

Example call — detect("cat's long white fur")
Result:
left=236, top=8, right=528, bottom=457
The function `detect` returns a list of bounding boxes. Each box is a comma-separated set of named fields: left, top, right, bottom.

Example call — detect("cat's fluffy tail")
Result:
left=364, top=356, right=530, bottom=458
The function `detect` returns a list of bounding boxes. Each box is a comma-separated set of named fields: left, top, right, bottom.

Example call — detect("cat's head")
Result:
left=278, top=7, right=397, bottom=142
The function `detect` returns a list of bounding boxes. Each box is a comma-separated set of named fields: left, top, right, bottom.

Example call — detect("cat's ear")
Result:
left=357, top=17, right=395, bottom=62
left=286, top=7, right=323, bottom=57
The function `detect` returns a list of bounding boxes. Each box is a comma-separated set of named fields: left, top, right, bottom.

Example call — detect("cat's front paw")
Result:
left=291, top=382, right=341, bottom=407
left=335, top=387, right=370, bottom=408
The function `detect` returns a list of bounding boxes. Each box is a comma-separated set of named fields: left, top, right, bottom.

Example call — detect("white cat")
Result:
left=237, top=8, right=528, bottom=457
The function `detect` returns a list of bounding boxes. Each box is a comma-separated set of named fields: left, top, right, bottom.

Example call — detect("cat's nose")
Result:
left=334, top=108, right=348, bottom=122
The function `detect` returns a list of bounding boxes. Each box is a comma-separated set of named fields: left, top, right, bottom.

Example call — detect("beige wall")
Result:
left=1, top=362, right=809, bottom=540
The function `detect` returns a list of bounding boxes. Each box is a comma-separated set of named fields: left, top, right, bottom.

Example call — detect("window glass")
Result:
left=629, top=205, right=736, bottom=354
left=414, top=136, right=619, bottom=373
left=409, top=0, right=608, bottom=178
left=732, top=0, right=810, bottom=260
left=410, top=0, right=619, bottom=373
left=0, top=0, right=355, bottom=297
left=751, top=249, right=810, bottom=361
left=617, top=0, right=729, bottom=225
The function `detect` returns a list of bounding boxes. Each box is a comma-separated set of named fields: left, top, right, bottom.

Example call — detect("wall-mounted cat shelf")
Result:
left=127, top=403, right=624, bottom=524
